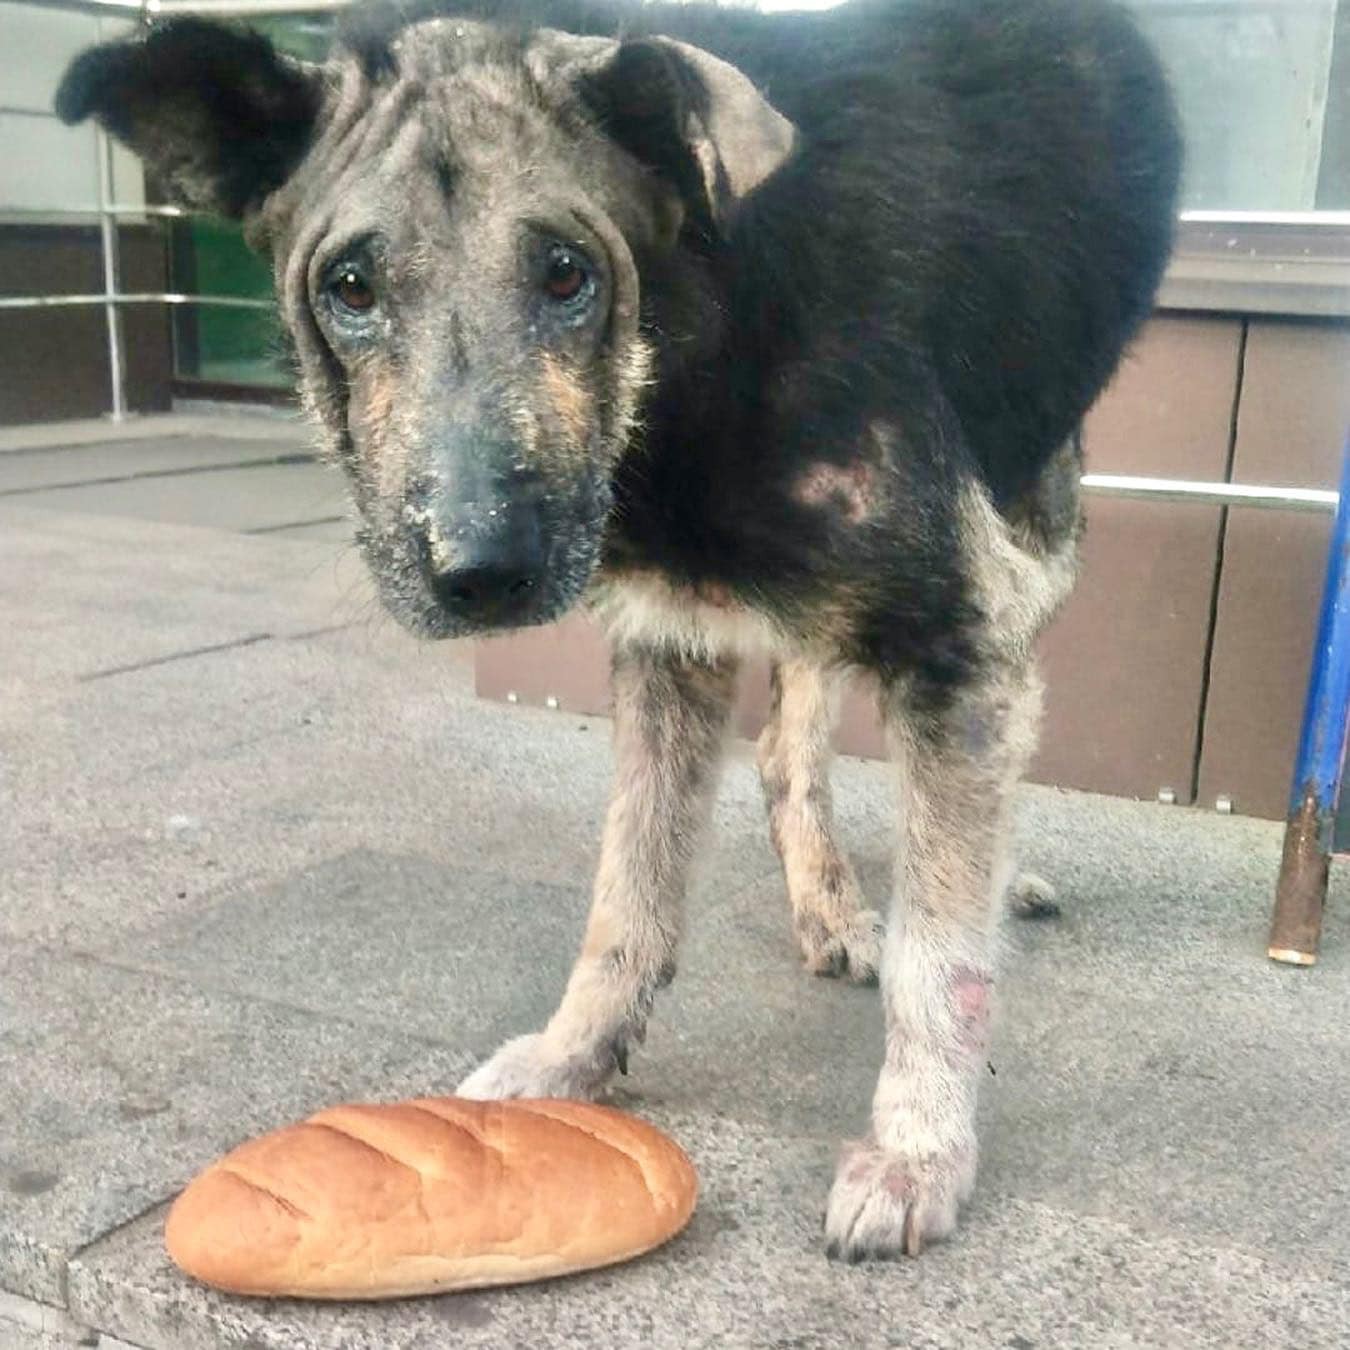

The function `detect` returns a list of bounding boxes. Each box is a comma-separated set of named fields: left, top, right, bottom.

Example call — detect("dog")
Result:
left=58, top=0, right=1181, bottom=1260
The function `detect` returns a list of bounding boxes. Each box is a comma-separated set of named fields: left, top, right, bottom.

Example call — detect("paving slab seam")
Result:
left=40, top=618, right=355, bottom=687
left=34, top=946, right=492, bottom=1063
left=63, top=1200, right=178, bottom=1307
left=0, top=455, right=317, bottom=499
left=55, top=1210, right=173, bottom=1350
left=78, top=636, right=276, bottom=684
left=243, top=517, right=348, bottom=536
left=0, top=416, right=309, bottom=456
left=278, top=623, right=360, bottom=644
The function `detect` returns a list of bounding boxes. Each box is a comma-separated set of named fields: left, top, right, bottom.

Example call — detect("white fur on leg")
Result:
left=824, top=910, right=992, bottom=1259
left=457, top=1032, right=613, bottom=1101
left=826, top=646, right=1041, bottom=1260
left=464, top=647, right=736, bottom=1106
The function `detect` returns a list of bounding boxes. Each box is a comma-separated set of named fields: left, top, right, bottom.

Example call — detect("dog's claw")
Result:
left=1009, top=871, right=1060, bottom=920
left=902, top=1210, right=922, bottom=1258
left=614, top=1040, right=629, bottom=1075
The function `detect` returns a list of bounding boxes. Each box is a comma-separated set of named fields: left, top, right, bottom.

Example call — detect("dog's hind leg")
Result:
left=824, top=664, right=1041, bottom=1259
left=757, top=657, right=883, bottom=983
left=459, top=642, right=737, bottom=1101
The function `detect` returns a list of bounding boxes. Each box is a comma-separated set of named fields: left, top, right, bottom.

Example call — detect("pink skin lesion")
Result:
left=950, top=963, right=992, bottom=1060
left=792, top=461, right=878, bottom=524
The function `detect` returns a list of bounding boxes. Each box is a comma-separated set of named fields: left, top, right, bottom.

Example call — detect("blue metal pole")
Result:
left=1269, top=431, right=1350, bottom=965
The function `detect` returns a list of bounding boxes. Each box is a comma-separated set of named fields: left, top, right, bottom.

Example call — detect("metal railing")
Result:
left=33, top=0, right=348, bottom=14
left=0, top=158, right=272, bottom=419
left=1080, top=475, right=1338, bottom=513
left=1, top=0, right=296, bottom=415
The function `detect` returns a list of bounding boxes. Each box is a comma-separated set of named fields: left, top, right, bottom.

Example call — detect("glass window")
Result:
left=1127, top=0, right=1349, bottom=211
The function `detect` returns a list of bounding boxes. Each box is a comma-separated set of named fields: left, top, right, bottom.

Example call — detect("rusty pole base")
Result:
left=1268, top=790, right=1329, bottom=967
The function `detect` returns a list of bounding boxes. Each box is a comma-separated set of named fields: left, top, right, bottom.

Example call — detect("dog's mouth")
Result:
left=356, top=480, right=611, bottom=640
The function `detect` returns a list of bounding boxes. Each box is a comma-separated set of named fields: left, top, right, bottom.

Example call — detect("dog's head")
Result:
left=58, top=13, right=794, bottom=636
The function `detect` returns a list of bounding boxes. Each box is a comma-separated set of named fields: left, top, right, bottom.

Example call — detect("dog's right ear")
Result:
left=55, top=18, right=322, bottom=219
left=575, top=37, right=796, bottom=234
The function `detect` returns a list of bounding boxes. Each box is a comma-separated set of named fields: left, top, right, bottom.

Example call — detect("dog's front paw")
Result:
left=457, top=1032, right=616, bottom=1101
left=823, top=1137, right=976, bottom=1261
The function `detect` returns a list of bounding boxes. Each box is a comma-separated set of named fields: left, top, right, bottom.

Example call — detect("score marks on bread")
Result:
left=165, top=1097, right=698, bottom=1299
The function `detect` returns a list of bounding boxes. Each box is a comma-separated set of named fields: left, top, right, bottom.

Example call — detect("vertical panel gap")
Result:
left=1189, top=320, right=1249, bottom=806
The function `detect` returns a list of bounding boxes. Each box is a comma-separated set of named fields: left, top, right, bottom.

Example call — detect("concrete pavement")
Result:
left=1, top=416, right=1347, bottom=1348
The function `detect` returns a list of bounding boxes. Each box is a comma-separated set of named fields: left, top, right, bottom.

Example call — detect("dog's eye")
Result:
left=331, top=265, right=376, bottom=314
left=544, top=248, right=588, bottom=303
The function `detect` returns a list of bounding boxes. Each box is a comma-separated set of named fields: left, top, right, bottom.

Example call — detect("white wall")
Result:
left=0, top=2, right=144, bottom=218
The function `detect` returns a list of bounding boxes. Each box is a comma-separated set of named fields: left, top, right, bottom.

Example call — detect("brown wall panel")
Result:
left=1195, top=320, right=1350, bottom=820
left=475, top=612, right=611, bottom=714
left=0, top=224, right=172, bottom=425
left=1032, top=317, right=1241, bottom=801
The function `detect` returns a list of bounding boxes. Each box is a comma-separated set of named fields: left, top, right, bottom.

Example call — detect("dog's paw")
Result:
left=823, top=1137, right=975, bottom=1261
left=798, top=908, right=884, bottom=984
left=1009, top=870, right=1060, bottom=920
left=457, top=1033, right=615, bottom=1102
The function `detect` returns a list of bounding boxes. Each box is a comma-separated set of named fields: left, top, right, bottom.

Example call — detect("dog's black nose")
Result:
left=420, top=506, right=544, bottom=626
left=427, top=553, right=539, bottom=618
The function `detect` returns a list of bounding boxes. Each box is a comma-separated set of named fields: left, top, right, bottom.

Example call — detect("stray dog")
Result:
left=59, top=0, right=1181, bottom=1259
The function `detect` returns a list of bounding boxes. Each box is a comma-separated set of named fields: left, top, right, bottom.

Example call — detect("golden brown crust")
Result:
left=164, top=1098, right=697, bottom=1299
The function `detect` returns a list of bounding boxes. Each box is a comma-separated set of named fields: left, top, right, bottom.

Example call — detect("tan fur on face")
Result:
left=539, top=353, right=593, bottom=451
left=352, top=360, right=412, bottom=503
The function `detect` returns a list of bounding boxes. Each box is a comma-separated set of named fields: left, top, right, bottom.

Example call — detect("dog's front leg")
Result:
left=824, top=668, right=1040, bottom=1259
left=460, top=642, right=738, bottom=1100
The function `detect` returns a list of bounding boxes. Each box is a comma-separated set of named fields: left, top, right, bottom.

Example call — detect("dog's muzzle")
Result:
left=409, top=482, right=545, bottom=629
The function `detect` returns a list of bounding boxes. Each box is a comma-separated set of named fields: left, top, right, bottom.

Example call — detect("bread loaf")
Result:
left=164, top=1097, right=698, bottom=1298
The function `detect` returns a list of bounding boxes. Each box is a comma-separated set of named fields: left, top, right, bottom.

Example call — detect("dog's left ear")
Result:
left=55, top=18, right=322, bottom=220
left=579, top=37, right=796, bottom=230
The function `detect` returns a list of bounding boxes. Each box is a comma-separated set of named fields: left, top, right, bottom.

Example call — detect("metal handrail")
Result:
left=1080, top=475, right=1338, bottom=513
left=8, top=201, right=1350, bottom=231
left=2, top=203, right=190, bottom=218
left=0, top=292, right=273, bottom=310
left=29, top=0, right=347, bottom=13
left=0, top=196, right=274, bottom=413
